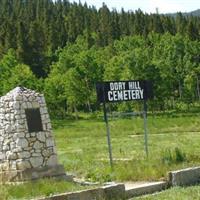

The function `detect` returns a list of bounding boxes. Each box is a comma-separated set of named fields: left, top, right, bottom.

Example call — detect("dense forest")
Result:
left=0, top=0, right=200, bottom=117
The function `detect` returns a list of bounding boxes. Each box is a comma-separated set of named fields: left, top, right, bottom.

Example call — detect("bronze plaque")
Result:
left=25, top=108, right=43, bottom=133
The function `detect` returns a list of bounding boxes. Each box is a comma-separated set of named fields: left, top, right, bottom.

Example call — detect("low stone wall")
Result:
left=31, top=165, right=200, bottom=200
left=34, top=166, right=200, bottom=200
left=37, top=188, right=105, bottom=200
left=35, top=183, right=125, bottom=200
left=169, top=166, right=200, bottom=186
left=125, top=181, right=168, bottom=199
left=103, top=183, right=125, bottom=200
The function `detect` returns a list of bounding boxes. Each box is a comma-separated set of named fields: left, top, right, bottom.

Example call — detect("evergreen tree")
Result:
left=187, top=19, right=199, bottom=40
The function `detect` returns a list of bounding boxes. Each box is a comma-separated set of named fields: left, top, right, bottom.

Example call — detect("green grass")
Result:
left=0, top=179, right=91, bottom=200
left=134, top=185, right=200, bottom=199
left=53, top=112, right=200, bottom=182
left=3, top=112, right=200, bottom=199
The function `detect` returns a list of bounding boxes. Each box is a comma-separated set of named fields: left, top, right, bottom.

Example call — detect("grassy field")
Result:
left=0, top=179, right=91, bottom=200
left=134, top=185, right=200, bottom=200
left=53, top=112, right=200, bottom=182
left=2, top=111, right=200, bottom=199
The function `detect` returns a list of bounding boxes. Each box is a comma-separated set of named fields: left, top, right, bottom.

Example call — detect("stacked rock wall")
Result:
left=0, top=87, right=67, bottom=182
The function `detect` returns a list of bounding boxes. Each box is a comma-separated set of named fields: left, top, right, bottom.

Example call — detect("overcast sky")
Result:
left=68, top=0, right=200, bottom=14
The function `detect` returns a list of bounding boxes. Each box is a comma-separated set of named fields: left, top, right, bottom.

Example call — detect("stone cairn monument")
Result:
left=0, top=87, right=70, bottom=182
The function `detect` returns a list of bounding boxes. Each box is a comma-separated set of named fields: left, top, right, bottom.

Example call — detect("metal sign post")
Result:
left=96, top=80, right=153, bottom=165
left=102, top=84, right=113, bottom=168
left=143, top=100, right=148, bottom=157
left=103, top=101, right=113, bottom=168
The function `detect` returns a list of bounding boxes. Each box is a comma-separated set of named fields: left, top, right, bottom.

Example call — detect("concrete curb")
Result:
left=34, top=166, right=200, bottom=200
left=35, top=183, right=125, bottom=200
left=125, top=181, right=168, bottom=199
left=35, top=187, right=104, bottom=200
left=169, top=166, right=200, bottom=186
left=103, top=183, right=125, bottom=200
left=34, top=181, right=168, bottom=200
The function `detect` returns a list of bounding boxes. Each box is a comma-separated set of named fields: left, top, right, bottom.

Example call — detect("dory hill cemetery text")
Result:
left=96, top=81, right=153, bottom=103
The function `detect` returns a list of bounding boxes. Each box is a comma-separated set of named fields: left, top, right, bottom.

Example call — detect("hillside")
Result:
left=167, top=9, right=200, bottom=16
left=188, top=9, right=200, bottom=16
left=0, top=0, right=200, bottom=78
left=0, top=0, right=200, bottom=115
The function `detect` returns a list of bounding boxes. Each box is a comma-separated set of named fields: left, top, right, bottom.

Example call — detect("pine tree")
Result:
left=98, top=3, right=112, bottom=46
left=187, top=19, right=199, bottom=40
left=26, top=21, right=46, bottom=77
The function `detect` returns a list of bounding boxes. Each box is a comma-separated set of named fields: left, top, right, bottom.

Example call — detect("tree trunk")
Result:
left=63, top=99, right=67, bottom=118
left=74, top=105, right=79, bottom=120
left=178, top=80, right=182, bottom=99
left=87, top=100, right=92, bottom=112
left=171, top=97, right=175, bottom=109
left=196, top=75, right=200, bottom=101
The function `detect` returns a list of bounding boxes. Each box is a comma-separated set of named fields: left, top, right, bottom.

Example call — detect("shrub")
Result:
left=161, top=147, right=186, bottom=165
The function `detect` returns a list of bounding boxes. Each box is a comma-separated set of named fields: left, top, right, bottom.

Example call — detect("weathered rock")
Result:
left=6, top=151, right=17, bottom=160
left=16, top=160, right=31, bottom=170
left=0, top=153, right=5, bottom=160
left=36, top=132, right=46, bottom=142
left=30, top=132, right=36, bottom=137
left=32, top=153, right=42, bottom=157
left=10, top=142, right=16, bottom=149
left=46, top=155, right=58, bottom=166
left=42, top=149, right=52, bottom=157
left=0, top=136, right=3, bottom=142
left=13, top=132, right=25, bottom=139
left=47, top=123, right=52, bottom=130
left=30, top=156, right=43, bottom=168
left=14, top=101, right=20, bottom=109
left=16, top=138, right=28, bottom=148
left=27, top=102, right=32, bottom=108
left=18, top=151, right=31, bottom=159
left=10, top=161, right=17, bottom=170
left=1, top=161, right=9, bottom=170
left=15, top=114, right=21, bottom=120
left=33, top=141, right=44, bottom=149
left=3, top=145, right=10, bottom=151
left=46, top=138, right=54, bottom=147
left=5, top=125, right=12, bottom=132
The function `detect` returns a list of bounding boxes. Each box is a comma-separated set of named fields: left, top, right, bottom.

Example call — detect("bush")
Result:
left=161, top=147, right=186, bottom=165
left=174, top=147, right=186, bottom=162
